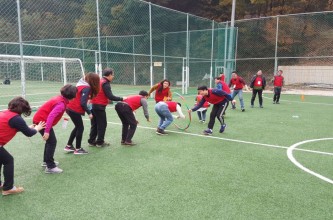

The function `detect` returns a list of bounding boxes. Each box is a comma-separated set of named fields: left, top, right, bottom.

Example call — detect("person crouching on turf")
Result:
left=155, top=101, right=185, bottom=135
left=148, top=79, right=172, bottom=103
left=115, top=90, right=150, bottom=146
left=0, top=97, right=45, bottom=195
left=33, top=84, right=77, bottom=174
left=88, top=68, right=126, bottom=147
left=189, top=86, right=232, bottom=135
left=64, top=73, right=100, bottom=155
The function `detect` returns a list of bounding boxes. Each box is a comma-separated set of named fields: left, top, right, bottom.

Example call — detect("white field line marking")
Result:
left=262, top=95, right=333, bottom=106
left=82, top=118, right=333, bottom=157
left=287, top=138, right=333, bottom=185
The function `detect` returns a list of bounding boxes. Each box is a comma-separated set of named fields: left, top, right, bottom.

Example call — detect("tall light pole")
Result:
left=226, top=0, right=236, bottom=82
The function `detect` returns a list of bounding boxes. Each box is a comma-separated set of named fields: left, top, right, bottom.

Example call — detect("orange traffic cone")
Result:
left=301, top=94, right=305, bottom=101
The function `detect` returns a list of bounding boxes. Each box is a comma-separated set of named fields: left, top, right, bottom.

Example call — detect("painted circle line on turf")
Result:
left=287, top=138, right=333, bottom=185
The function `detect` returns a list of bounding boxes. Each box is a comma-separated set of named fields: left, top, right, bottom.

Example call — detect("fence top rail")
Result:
left=220, top=10, right=333, bottom=24
left=0, top=54, right=81, bottom=63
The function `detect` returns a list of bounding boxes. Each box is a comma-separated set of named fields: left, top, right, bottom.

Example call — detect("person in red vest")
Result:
left=228, top=71, right=249, bottom=112
left=154, top=101, right=185, bottom=135
left=250, top=70, right=266, bottom=108
left=64, top=73, right=100, bottom=155
left=148, top=79, right=172, bottom=103
left=33, top=84, right=77, bottom=174
left=189, top=85, right=232, bottom=135
left=0, top=97, right=45, bottom=195
left=195, top=94, right=210, bottom=123
left=88, top=68, right=126, bottom=147
left=272, top=70, right=284, bottom=104
left=115, top=90, right=150, bottom=146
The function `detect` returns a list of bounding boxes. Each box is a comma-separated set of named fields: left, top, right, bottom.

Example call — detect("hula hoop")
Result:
left=173, top=92, right=192, bottom=131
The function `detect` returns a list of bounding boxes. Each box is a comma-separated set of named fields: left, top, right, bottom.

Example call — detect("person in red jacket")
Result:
left=189, top=85, right=232, bottom=135
left=33, top=84, right=77, bottom=174
left=195, top=94, right=210, bottom=123
left=228, top=71, right=248, bottom=112
left=154, top=101, right=185, bottom=135
left=148, top=79, right=172, bottom=103
left=115, top=90, right=150, bottom=146
left=272, top=70, right=284, bottom=104
left=88, top=68, right=126, bottom=147
left=0, top=97, right=45, bottom=195
left=250, top=70, right=266, bottom=108
left=64, top=73, right=100, bottom=154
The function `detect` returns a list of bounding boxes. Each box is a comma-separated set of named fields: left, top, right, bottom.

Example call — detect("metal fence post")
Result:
left=149, top=2, right=153, bottom=89
left=16, top=0, right=25, bottom=98
left=210, top=21, right=215, bottom=88
left=274, top=16, right=279, bottom=74
left=96, top=0, right=102, bottom=76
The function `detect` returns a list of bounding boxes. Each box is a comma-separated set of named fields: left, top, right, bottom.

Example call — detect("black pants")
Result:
left=251, top=89, right=263, bottom=106
left=208, top=100, right=228, bottom=130
left=0, top=147, right=14, bottom=191
left=115, top=102, right=137, bottom=143
left=39, top=128, right=57, bottom=169
left=89, top=108, right=107, bottom=145
left=273, top=87, right=282, bottom=102
left=67, top=110, right=84, bottom=149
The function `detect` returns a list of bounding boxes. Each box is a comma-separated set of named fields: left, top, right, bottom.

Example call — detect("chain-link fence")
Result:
left=233, top=12, right=333, bottom=89
left=0, top=0, right=236, bottom=97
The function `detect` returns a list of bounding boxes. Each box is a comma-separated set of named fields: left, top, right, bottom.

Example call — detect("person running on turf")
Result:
left=0, top=97, right=45, bottom=195
left=64, top=72, right=100, bottom=154
left=33, top=84, right=77, bottom=174
left=115, top=90, right=150, bottom=146
left=148, top=79, right=172, bottom=103
left=88, top=68, right=126, bottom=147
left=155, top=101, right=185, bottom=135
left=189, top=85, right=232, bottom=135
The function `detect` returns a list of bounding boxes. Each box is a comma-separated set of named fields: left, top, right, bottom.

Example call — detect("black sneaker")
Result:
left=156, top=128, right=168, bottom=135
left=64, top=145, right=75, bottom=152
left=124, top=141, right=137, bottom=146
left=74, top=148, right=88, bottom=155
left=241, top=109, right=245, bottom=112
left=96, top=142, right=110, bottom=147
left=88, top=141, right=96, bottom=147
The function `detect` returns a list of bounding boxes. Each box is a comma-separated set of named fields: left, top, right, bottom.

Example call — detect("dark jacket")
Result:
left=250, top=75, right=266, bottom=90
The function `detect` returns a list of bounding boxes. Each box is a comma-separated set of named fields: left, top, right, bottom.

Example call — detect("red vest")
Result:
left=33, top=96, right=67, bottom=126
left=0, top=110, right=19, bottom=145
left=204, top=89, right=227, bottom=104
left=230, top=76, right=244, bottom=90
left=91, top=77, right=109, bottom=106
left=155, top=85, right=170, bottom=102
left=254, top=76, right=263, bottom=87
left=67, top=85, right=89, bottom=114
left=166, top=101, right=177, bottom=112
left=221, top=81, right=231, bottom=94
left=274, top=75, right=284, bottom=87
left=124, top=95, right=143, bottom=111
left=196, top=95, right=210, bottom=108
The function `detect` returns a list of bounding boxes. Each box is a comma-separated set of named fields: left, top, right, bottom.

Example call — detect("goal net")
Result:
left=0, top=55, right=85, bottom=86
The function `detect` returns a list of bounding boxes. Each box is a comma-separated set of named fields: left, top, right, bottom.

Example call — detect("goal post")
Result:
left=0, top=54, right=85, bottom=96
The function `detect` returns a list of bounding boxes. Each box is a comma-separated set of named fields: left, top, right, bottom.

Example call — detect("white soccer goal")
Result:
left=0, top=54, right=85, bottom=92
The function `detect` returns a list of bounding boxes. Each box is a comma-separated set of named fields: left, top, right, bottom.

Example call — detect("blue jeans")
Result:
left=155, top=102, right=173, bottom=130
left=232, top=89, right=245, bottom=109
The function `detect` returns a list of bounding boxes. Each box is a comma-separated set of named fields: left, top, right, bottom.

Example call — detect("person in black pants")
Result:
left=115, top=90, right=150, bottom=146
left=88, top=68, right=126, bottom=147
left=250, top=70, right=266, bottom=108
left=65, top=73, right=100, bottom=154
left=0, top=97, right=45, bottom=196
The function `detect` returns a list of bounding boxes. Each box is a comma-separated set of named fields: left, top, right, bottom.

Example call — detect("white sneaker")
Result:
left=45, top=167, right=63, bottom=174
left=41, top=161, right=59, bottom=167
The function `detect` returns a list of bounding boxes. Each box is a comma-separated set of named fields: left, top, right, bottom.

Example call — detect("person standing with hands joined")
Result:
left=250, top=70, right=266, bottom=108
left=115, top=90, right=150, bottom=146
left=272, top=70, right=284, bottom=104
left=0, top=97, right=45, bottom=195
left=64, top=72, right=100, bottom=154
left=88, top=68, right=126, bottom=147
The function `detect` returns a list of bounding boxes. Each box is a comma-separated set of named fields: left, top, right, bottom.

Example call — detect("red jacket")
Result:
left=155, top=85, right=170, bottom=102
left=67, top=85, right=89, bottom=114
left=229, top=76, right=245, bottom=90
left=124, top=95, right=143, bottom=111
left=165, top=101, right=178, bottom=112
left=196, top=95, right=210, bottom=108
left=33, top=95, right=67, bottom=126
left=91, top=77, right=109, bottom=106
left=204, top=89, right=228, bottom=104
left=0, top=110, right=18, bottom=145
left=274, top=75, right=284, bottom=87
